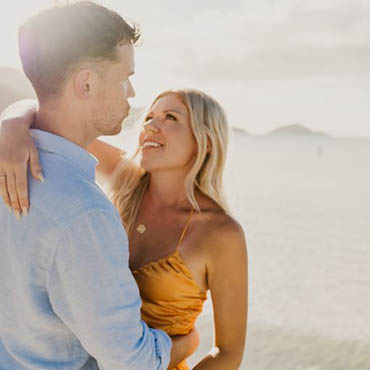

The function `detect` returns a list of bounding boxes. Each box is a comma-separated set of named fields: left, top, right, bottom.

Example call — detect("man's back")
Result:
left=0, top=130, right=113, bottom=369
left=0, top=130, right=171, bottom=369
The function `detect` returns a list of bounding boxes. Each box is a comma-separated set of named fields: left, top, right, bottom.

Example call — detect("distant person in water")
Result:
left=0, top=2, right=199, bottom=369
left=0, top=87, right=248, bottom=369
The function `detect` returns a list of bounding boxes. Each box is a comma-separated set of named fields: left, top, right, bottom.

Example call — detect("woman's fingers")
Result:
left=29, top=144, right=44, bottom=182
left=15, top=164, right=29, bottom=215
left=0, top=146, right=43, bottom=217
left=0, top=174, right=11, bottom=211
left=6, top=172, right=22, bottom=220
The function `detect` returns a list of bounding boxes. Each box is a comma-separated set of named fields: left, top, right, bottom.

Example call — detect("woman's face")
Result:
left=138, top=93, right=197, bottom=173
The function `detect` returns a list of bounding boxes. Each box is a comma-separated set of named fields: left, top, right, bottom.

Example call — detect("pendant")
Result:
left=136, top=224, right=146, bottom=234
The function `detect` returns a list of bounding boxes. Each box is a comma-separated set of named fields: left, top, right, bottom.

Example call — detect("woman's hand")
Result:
left=168, top=328, right=199, bottom=369
left=0, top=99, right=43, bottom=218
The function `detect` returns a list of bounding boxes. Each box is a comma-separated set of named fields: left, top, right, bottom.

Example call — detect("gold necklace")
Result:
left=136, top=207, right=194, bottom=235
left=136, top=224, right=146, bottom=234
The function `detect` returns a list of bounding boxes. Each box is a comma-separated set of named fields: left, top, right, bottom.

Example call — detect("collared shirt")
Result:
left=0, top=129, right=171, bottom=370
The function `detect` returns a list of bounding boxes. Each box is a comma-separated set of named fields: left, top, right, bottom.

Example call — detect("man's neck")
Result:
left=33, top=102, right=95, bottom=149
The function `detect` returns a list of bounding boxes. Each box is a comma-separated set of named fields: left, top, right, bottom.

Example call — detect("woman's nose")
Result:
left=144, top=119, right=160, bottom=133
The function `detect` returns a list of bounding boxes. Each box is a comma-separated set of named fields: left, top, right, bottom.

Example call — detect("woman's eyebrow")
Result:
left=163, top=109, right=182, bottom=115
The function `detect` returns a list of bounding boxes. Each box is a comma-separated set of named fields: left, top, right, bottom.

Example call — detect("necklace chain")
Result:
left=135, top=207, right=194, bottom=235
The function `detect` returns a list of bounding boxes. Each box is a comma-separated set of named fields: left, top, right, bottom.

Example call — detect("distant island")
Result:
left=268, top=124, right=329, bottom=138
left=232, top=127, right=251, bottom=136
left=232, top=124, right=330, bottom=138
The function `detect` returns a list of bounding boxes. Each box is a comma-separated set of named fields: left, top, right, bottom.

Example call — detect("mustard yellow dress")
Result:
left=132, top=210, right=207, bottom=370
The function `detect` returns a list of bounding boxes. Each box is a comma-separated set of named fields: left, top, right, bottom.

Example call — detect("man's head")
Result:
left=19, top=1, right=139, bottom=136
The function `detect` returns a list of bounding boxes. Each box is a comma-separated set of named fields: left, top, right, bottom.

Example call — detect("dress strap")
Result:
left=176, top=208, right=194, bottom=250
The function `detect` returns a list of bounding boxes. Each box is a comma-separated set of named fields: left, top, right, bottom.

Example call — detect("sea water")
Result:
left=187, top=132, right=370, bottom=370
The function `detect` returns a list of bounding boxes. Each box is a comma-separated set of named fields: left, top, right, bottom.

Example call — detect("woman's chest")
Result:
left=129, top=228, right=208, bottom=292
left=129, top=225, right=181, bottom=269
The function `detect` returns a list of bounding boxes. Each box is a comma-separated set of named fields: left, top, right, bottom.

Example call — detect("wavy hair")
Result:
left=110, top=88, right=229, bottom=235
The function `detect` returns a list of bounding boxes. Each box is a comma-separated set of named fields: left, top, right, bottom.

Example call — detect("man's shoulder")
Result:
left=29, top=150, right=117, bottom=231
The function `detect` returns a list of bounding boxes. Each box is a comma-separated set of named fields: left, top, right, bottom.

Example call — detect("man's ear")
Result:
left=73, top=69, right=95, bottom=98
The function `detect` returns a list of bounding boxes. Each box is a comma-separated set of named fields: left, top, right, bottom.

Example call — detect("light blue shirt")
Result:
left=0, top=129, right=171, bottom=370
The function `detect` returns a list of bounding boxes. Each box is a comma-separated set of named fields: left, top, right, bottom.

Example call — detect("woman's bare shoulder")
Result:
left=206, top=212, right=246, bottom=248
left=195, top=210, right=247, bottom=284
left=193, top=198, right=247, bottom=261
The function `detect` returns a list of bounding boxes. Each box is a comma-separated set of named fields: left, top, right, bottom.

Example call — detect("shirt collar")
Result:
left=31, top=129, right=98, bottom=182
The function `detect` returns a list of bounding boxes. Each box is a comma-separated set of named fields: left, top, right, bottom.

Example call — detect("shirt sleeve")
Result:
left=47, top=209, right=171, bottom=370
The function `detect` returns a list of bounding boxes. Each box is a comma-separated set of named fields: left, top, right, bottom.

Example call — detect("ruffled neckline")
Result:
left=132, top=249, right=207, bottom=295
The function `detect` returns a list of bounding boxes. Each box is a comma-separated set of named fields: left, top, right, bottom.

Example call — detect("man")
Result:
left=0, top=2, right=196, bottom=369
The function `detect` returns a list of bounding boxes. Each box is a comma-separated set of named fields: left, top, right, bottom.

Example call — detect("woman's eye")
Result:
left=144, top=116, right=152, bottom=122
left=166, top=114, right=176, bottom=121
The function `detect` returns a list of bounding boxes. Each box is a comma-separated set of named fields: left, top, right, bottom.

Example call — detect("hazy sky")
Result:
left=0, top=0, right=369, bottom=137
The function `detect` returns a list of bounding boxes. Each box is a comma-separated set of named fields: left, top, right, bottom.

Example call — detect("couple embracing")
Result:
left=0, top=2, right=247, bottom=369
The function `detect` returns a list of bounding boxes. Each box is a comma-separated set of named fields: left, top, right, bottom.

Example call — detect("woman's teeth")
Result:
left=142, top=141, right=163, bottom=148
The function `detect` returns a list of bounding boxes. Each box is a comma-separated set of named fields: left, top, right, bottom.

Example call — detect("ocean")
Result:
left=105, top=127, right=370, bottom=370
left=188, top=132, right=370, bottom=370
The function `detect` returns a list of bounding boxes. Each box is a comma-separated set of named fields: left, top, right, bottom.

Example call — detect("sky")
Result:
left=0, top=0, right=369, bottom=138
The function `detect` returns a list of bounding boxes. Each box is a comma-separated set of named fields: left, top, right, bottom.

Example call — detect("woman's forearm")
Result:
left=0, top=101, right=124, bottom=184
left=0, top=99, right=38, bottom=130
left=86, top=139, right=125, bottom=182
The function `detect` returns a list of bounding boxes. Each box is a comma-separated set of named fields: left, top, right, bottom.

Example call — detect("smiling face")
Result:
left=138, top=93, right=198, bottom=173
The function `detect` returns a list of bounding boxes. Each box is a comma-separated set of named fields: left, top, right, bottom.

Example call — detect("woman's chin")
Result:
left=139, top=158, right=168, bottom=173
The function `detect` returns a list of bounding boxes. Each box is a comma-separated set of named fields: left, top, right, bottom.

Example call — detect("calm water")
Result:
left=106, top=129, right=370, bottom=369
left=188, top=133, right=370, bottom=369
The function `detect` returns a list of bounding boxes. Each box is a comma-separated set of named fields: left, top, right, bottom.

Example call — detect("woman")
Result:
left=0, top=88, right=248, bottom=369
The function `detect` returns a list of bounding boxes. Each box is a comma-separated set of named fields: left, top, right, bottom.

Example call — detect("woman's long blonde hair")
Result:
left=110, top=88, right=229, bottom=235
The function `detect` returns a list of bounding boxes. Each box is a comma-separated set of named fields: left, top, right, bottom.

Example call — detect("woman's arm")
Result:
left=86, top=139, right=125, bottom=186
left=193, top=220, right=248, bottom=370
left=0, top=100, right=125, bottom=215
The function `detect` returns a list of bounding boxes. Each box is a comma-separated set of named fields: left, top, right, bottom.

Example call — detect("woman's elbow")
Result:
left=217, top=346, right=245, bottom=369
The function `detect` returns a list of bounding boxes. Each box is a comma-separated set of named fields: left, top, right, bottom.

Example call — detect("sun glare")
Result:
left=0, top=1, right=52, bottom=68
